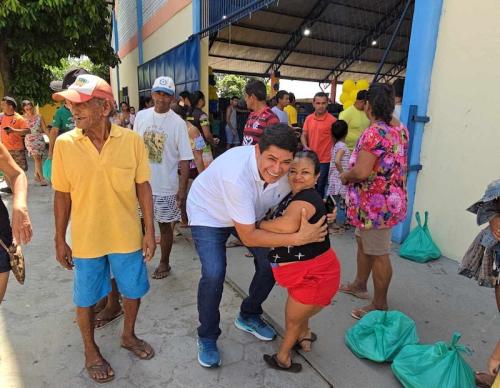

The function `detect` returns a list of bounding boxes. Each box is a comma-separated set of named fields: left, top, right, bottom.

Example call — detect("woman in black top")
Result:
left=259, top=151, right=341, bottom=372
left=0, top=142, right=33, bottom=302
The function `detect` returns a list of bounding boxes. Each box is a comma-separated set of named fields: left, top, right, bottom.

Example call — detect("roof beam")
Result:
left=378, top=55, right=407, bottom=83
left=265, top=0, right=331, bottom=75
left=321, top=0, right=412, bottom=84
left=327, top=0, right=412, bottom=20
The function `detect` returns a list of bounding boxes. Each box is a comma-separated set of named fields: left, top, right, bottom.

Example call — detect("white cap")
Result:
left=152, top=76, right=175, bottom=95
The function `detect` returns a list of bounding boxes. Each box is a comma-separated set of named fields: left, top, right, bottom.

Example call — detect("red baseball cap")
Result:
left=52, top=74, right=114, bottom=103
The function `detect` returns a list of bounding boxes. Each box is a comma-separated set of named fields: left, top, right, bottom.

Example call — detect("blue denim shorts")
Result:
left=73, top=250, right=150, bottom=307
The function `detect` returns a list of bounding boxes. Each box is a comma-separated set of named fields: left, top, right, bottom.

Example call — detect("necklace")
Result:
left=152, top=110, right=169, bottom=131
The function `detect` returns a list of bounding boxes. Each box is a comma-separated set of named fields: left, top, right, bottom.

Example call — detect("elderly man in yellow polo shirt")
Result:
left=51, top=74, right=156, bottom=384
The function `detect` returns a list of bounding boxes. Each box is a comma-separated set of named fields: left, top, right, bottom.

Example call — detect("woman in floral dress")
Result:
left=339, top=83, right=409, bottom=319
left=22, top=100, right=48, bottom=186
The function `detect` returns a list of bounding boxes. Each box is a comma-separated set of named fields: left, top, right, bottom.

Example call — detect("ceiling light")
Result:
left=222, top=15, right=227, bottom=20
left=371, top=40, right=378, bottom=46
left=303, top=27, right=311, bottom=36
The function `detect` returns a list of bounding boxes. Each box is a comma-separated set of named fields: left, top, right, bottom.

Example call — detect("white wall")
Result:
left=412, top=0, right=500, bottom=261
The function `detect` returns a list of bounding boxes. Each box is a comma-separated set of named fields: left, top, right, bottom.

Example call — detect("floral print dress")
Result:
left=24, top=115, right=46, bottom=157
left=347, top=121, right=409, bottom=230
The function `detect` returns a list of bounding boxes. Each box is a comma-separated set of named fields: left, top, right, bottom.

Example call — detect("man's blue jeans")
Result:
left=191, top=226, right=275, bottom=341
left=316, top=162, right=330, bottom=198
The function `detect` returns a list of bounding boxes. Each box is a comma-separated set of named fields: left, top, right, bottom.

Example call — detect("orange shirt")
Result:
left=303, top=112, right=336, bottom=163
left=0, top=113, right=28, bottom=151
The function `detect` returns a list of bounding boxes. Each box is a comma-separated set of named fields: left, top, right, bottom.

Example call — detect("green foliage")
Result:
left=0, top=0, right=119, bottom=105
left=215, top=74, right=247, bottom=98
left=47, top=56, right=110, bottom=83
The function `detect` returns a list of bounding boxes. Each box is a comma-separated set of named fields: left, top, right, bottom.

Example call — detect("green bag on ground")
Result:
left=42, top=158, right=52, bottom=182
left=345, top=310, right=419, bottom=362
left=399, top=211, right=441, bottom=262
left=391, top=332, right=475, bottom=388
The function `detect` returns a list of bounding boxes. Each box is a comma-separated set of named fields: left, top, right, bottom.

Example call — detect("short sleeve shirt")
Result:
left=133, top=108, right=194, bottom=196
left=284, top=105, right=298, bottom=125
left=271, top=106, right=289, bottom=124
left=346, top=121, right=409, bottom=230
left=51, top=105, right=75, bottom=135
left=51, top=125, right=151, bottom=258
left=339, top=105, right=370, bottom=151
left=303, top=113, right=336, bottom=163
left=242, top=107, right=280, bottom=145
left=0, top=113, right=28, bottom=151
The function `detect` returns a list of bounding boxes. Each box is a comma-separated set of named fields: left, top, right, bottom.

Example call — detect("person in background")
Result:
left=242, top=80, right=280, bottom=145
left=188, top=91, right=219, bottom=149
left=178, top=91, right=191, bottom=108
left=118, top=101, right=133, bottom=129
left=0, top=97, right=30, bottom=194
left=261, top=150, right=341, bottom=373
left=0, top=142, right=33, bottom=303
left=52, top=74, right=155, bottom=383
left=225, top=96, right=240, bottom=149
left=326, top=120, right=350, bottom=234
left=22, top=100, right=49, bottom=186
left=284, top=92, right=298, bottom=127
left=130, top=106, right=136, bottom=116
left=134, top=76, right=193, bottom=280
left=340, top=83, right=409, bottom=320
left=271, top=90, right=290, bottom=124
left=300, top=92, right=336, bottom=197
left=392, top=78, right=405, bottom=120
left=339, top=90, right=370, bottom=151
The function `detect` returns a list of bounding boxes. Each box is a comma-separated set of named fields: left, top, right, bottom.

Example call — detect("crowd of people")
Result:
left=0, top=70, right=498, bottom=386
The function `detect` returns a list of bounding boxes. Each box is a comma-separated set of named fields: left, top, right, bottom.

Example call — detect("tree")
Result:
left=0, top=0, right=119, bottom=105
left=215, top=74, right=247, bottom=98
left=48, top=56, right=111, bottom=83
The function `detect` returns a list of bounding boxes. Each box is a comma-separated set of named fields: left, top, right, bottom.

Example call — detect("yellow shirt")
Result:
left=284, top=105, right=298, bottom=126
left=52, top=125, right=151, bottom=258
left=339, top=105, right=370, bottom=150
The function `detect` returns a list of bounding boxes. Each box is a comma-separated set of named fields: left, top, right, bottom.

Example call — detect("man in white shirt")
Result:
left=271, top=90, right=290, bottom=124
left=187, top=124, right=327, bottom=368
left=134, top=76, right=194, bottom=279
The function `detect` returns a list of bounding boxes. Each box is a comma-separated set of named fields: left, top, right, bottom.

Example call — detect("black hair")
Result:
left=120, top=101, right=130, bottom=109
left=288, top=92, right=296, bottom=103
left=294, top=150, right=321, bottom=175
left=275, top=90, right=289, bottom=102
left=356, top=90, right=368, bottom=101
left=231, top=95, right=239, bottom=100
left=393, top=78, right=405, bottom=98
left=331, top=119, right=348, bottom=141
left=171, top=103, right=187, bottom=120
left=190, top=90, right=205, bottom=107
left=313, top=92, right=329, bottom=101
left=245, top=79, right=267, bottom=102
left=367, top=83, right=395, bottom=124
left=258, top=123, right=298, bottom=153
left=179, top=91, right=191, bottom=100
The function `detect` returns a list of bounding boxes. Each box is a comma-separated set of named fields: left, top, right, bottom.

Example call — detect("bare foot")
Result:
left=351, top=303, right=387, bottom=320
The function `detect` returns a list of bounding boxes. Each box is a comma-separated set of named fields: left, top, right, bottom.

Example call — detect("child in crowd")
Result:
left=326, top=120, right=350, bottom=233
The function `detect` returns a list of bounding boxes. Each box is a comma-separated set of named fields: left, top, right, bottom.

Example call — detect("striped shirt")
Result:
left=242, top=106, right=279, bottom=145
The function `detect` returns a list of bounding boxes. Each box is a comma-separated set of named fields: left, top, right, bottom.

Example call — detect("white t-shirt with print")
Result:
left=134, top=107, right=193, bottom=196
left=271, top=106, right=289, bottom=124
left=187, top=145, right=291, bottom=227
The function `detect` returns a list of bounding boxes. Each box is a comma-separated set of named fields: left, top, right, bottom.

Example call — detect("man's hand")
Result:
left=142, top=232, right=156, bottom=262
left=490, top=215, right=500, bottom=241
left=55, top=238, right=73, bottom=270
left=296, top=208, right=328, bottom=245
left=11, top=204, right=32, bottom=245
left=340, top=172, right=349, bottom=185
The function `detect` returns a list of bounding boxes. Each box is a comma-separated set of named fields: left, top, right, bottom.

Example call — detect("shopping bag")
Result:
left=391, top=332, right=475, bottom=388
left=399, top=211, right=441, bottom=262
left=345, top=310, right=419, bottom=362
left=42, top=158, right=52, bottom=181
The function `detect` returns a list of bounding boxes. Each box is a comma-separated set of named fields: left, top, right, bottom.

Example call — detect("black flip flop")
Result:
left=263, top=354, right=302, bottom=373
left=293, top=332, right=317, bottom=351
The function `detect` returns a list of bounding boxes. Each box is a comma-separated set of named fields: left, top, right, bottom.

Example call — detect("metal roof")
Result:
left=206, top=0, right=413, bottom=84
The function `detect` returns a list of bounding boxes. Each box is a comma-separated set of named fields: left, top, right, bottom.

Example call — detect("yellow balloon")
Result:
left=339, top=92, right=348, bottom=104
left=342, top=79, right=355, bottom=93
left=356, top=79, right=369, bottom=90
left=349, top=90, right=358, bottom=101
left=343, top=99, right=354, bottom=108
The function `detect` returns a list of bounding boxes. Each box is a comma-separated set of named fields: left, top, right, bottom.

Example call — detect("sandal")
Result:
left=475, top=371, right=495, bottom=388
left=121, top=339, right=155, bottom=360
left=86, top=360, right=115, bottom=383
left=339, top=282, right=369, bottom=299
left=94, top=309, right=123, bottom=330
left=293, top=332, right=317, bottom=351
left=263, top=354, right=302, bottom=373
left=152, top=265, right=171, bottom=279
left=0, top=241, right=25, bottom=285
left=351, top=305, right=383, bottom=320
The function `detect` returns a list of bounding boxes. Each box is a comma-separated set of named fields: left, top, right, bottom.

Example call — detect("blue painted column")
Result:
left=136, top=0, right=144, bottom=65
left=392, top=0, right=444, bottom=243
left=112, top=9, right=121, bottom=102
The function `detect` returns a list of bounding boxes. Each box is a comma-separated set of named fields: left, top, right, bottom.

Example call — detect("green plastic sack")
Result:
left=345, top=310, right=419, bottom=362
left=391, top=332, right=475, bottom=388
left=399, top=211, right=441, bottom=262
left=42, top=158, right=52, bottom=182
